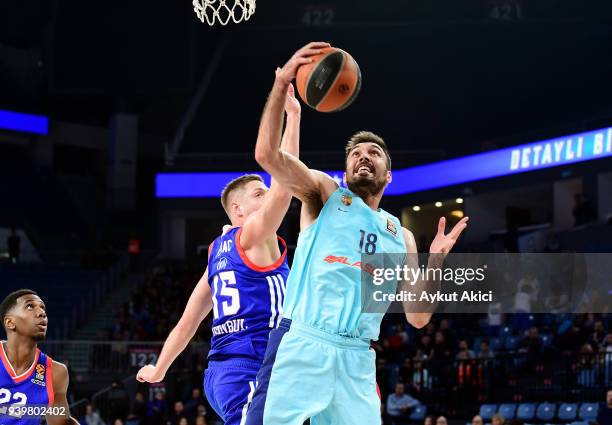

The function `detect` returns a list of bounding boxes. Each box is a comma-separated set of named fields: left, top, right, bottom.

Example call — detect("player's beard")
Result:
left=347, top=174, right=386, bottom=197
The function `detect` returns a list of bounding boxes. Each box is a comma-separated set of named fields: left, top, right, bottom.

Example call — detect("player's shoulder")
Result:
left=50, top=360, right=70, bottom=388
left=377, top=208, right=410, bottom=243
left=401, top=226, right=415, bottom=242
left=51, top=360, right=68, bottom=377
left=310, top=170, right=339, bottom=200
left=401, top=226, right=418, bottom=253
left=217, top=225, right=239, bottom=240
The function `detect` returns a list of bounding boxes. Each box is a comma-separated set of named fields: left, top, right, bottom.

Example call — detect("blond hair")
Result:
left=220, top=174, right=263, bottom=216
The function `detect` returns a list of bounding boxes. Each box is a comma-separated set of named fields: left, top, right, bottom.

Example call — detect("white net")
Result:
left=193, top=0, right=256, bottom=26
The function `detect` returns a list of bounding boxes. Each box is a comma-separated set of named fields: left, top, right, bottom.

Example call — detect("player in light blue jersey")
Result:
left=246, top=42, right=469, bottom=425
left=137, top=83, right=300, bottom=425
left=0, top=289, right=78, bottom=425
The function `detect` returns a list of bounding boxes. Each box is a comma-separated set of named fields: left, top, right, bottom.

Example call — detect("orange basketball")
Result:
left=295, top=47, right=361, bottom=113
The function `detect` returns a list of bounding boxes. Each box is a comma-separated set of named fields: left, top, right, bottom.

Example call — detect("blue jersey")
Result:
left=0, top=343, right=54, bottom=425
left=283, top=187, right=407, bottom=341
left=207, top=227, right=290, bottom=362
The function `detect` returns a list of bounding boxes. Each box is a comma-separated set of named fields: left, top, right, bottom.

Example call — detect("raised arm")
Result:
left=46, top=362, right=79, bottom=425
left=254, top=42, right=337, bottom=204
left=401, top=217, right=469, bottom=328
left=240, top=83, right=300, bottom=249
left=136, top=267, right=212, bottom=383
left=400, top=228, right=432, bottom=329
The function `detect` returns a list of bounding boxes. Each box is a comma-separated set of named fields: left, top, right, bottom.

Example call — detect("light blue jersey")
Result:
left=246, top=187, right=407, bottom=425
left=283, top=187, right=406, bottom=341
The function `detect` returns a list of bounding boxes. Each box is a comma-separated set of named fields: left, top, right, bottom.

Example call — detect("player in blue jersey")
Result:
left=136, top=83, right=300, bottom=425
left=247, top=42, right=470, bottom=425
left=0, top=289, right=78, bottom=425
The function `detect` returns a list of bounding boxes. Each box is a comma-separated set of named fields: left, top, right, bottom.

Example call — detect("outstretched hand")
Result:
left=429, top=216, right=469, bottom=255
left=275, top=42, right=331, bottom=86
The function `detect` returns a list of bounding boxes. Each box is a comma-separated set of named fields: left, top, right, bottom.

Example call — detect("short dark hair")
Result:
left=220, top=174, right=264, bottom=215
left=1, top=289, right=38, bottom=325
left=344, top=131, right=391, bottom=170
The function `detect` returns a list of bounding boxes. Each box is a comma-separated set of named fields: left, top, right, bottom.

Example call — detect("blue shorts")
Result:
left=204, top=358, right=260, bottom=425
left=245, top=318, right=380, bottom=425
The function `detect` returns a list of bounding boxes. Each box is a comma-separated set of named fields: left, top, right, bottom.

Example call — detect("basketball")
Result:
left=295, top=47, right=362, bottom=113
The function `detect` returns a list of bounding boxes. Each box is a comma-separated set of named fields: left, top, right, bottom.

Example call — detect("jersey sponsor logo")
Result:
left=211, top=318, right=247, bottom=336
left=31, top=364, right=45, bottom=386
left=386, top=218, right=398, bottom=236
left=216, top=240, right=233, bottom=257
left=217, top=257, right=228, bottom=270
left=323, top=255, right=376, bottom=276
left=341, top=194, right=353, bottom=206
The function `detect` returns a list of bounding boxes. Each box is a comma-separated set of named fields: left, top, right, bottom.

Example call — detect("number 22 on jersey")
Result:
left=0, top=388, right=27, bottom=418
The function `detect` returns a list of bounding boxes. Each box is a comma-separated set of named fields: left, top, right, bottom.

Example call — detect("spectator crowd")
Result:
left=82, top=262, right=611, bottom=425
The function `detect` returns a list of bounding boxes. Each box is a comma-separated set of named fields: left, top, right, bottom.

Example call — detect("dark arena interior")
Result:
left=0, top=1, right=611, bottom=425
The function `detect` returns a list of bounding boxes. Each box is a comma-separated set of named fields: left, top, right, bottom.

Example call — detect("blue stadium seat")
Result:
left=480, top=404, right=497, bottom=421
left=569, top=422, right=588, bottom=425
left=489, top=338, right=503, bottom=351
left=500, top=326, right=513, bottom=338
left=504, top=336, right=521, bottom=350
left=536, top=402, right=556, bottom=422
left=409, top=405, right=427, bottom=421
left=516, top=403, right=536, bottom=421
left=558, top=403, right=578, bottom=422
left=498, top=404, right=517, bottom=420
left=578, top=403, right=598, bottom=421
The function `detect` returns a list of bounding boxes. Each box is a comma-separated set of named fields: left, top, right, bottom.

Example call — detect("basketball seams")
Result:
left=314, top=50, right=347, bottom=111
left=334, top=55, right=361, bottom=112
left=305, top=50, right=344, bottom=108
left=303, top=49, right=335, bottom=107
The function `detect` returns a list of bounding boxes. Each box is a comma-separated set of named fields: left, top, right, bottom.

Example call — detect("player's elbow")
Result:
left=407, top=313, right=431, bottom=329
left=255, top=140, right=281, bottom=169
left=255, top=142, right=273, bottom=167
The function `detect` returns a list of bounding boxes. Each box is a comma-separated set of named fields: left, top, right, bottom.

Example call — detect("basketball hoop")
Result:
left=193, top=0, right=256, bottom=26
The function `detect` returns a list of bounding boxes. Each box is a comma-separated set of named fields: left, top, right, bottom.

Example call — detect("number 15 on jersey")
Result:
left=212, top=271, right=241, bottom=319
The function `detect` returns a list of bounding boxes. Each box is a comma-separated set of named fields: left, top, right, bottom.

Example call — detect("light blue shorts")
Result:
left=245, top=318, right=381, bottom=425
